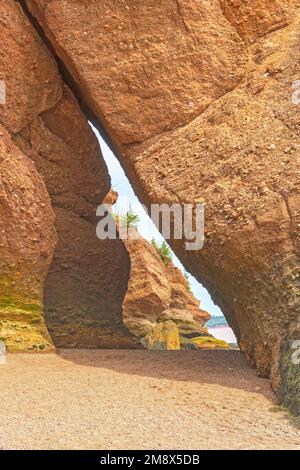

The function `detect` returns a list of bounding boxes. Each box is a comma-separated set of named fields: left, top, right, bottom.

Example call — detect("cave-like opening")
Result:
left=92, top=126, right=237, bottom=347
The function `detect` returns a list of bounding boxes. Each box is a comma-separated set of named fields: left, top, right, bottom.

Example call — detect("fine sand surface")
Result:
left=0, top=350, right=299, bottom=450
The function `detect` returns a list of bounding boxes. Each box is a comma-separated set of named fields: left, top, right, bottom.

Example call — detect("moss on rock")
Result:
left=181, top=335, right=230, bottom=350
left=142, top=320, right=181, bottom=350
left=0, top=297, right=41, bottom=319
left=0, top=296, right=53, bottom=351
left=279, top=339, right=300, bottom=416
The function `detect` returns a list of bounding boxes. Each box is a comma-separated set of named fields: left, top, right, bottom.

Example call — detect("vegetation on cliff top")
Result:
left=151, top=239, right=172, bottom=266
left=113, top=210, right=140, bottom=229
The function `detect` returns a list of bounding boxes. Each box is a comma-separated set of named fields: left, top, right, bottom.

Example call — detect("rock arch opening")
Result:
left=95, top=128, right=237, bottom=346
left=1, top=0, right=298, bottom=415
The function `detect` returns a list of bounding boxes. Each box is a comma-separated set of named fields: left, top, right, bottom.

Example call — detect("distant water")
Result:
left=208, top=326, right=237, bottom=344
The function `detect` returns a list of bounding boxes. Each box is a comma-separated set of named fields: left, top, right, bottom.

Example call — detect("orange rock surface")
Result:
left=0, top=0, right=298, bottom=414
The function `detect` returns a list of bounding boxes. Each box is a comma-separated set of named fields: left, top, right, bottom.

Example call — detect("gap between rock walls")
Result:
left=17, top=0, right=229, bottom=351
left=13, top=0, right=300, bottom=417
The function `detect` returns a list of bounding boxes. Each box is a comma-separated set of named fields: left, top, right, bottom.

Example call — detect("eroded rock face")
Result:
left=25, top=0, right=300, bottom=412
left=26, top=0, right=246, bottom=146
left=0, top=0, right=134, bottom=348
left=13, top=86, right=136, bottom=348
left=0, top=1, right=61, bottom=134
left=162, top=263, right=211, bottom=330
left=219, top=0, right=297, bottom=44
left=122, top=230, right=171, bottom=339
left=0, top=125, right=56, bottom=351
left=122, top=229, right=212, bottom=349
left=44, top=208, right=139, bottom=349
left=132, top=19, right=300, bottom=380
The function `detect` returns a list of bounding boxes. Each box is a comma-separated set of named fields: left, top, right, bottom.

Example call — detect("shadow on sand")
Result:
left=57, top=349, right=275, bottom=401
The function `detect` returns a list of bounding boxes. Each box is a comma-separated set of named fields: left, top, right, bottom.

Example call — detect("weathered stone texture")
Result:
left=122, top=229, right=213, bottom=349
left=25, top=0, right=300, bottom=411
left=0, top=0, right=134, bottom=348
left=0, top=125, right=56, bottom=350
left=27, top=0, right=247, bottom=146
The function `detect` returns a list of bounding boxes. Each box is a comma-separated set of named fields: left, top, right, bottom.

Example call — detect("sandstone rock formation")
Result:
left=161, top=263, right=211, bottom=331
left=219, top=0, right=298, bottom=44
left=144, top=320, right=181, bottom=351
left=0, top=0, right=220, bottom=352
left=122, top=230, right=172, bottom=339
left=122, top=228, right=228, bottom=350
left=26, top=0, right=246, bottom=146
left=23, top=0, right=300, bottom=413
left=0, top=125, right=56, bottom=351
left=0, top=0, right=136, bottom=349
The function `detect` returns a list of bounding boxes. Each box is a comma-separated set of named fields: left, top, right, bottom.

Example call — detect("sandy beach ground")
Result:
left=0, top=350, right=299, bottom=450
